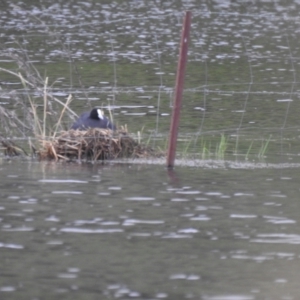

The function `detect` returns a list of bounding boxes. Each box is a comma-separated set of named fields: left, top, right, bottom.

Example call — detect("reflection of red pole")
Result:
left=166, top=11, right=191, bottom=169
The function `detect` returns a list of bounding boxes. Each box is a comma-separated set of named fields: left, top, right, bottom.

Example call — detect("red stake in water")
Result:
left=166, top=11, right=191, bottom=169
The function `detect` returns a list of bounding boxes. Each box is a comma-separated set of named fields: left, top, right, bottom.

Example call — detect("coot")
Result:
left=71, top=108, right=116, bottom=130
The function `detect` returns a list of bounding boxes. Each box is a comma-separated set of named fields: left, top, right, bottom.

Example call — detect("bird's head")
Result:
left=96, top=108, right=104, bottom=120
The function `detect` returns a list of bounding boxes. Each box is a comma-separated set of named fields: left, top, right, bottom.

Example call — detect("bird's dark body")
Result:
left=71, top=109, right=116, bottom=130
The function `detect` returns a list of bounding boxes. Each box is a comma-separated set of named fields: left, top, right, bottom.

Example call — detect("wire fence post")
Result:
left=166, top=11, right=191, bottom=169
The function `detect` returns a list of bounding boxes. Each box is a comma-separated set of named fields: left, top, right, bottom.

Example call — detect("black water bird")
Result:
left=71, top=108, right=116, bottom=130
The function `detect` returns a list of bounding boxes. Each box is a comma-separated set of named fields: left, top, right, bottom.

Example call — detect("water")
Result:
left=0, top=159, right=300, bottom=299
left=1, top=1, right=300, bottom=299
left=1, top=0, right=300, bottom=146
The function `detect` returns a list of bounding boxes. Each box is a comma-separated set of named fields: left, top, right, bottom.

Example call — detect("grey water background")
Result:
left=2, top=1, right=300, bottom=299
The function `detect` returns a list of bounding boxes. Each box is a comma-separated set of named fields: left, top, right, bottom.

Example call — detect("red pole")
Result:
left=166, top=11, right=191, bottom=169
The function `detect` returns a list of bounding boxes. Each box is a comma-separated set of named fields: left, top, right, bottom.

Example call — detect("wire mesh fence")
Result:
left=0, top=2, right=300, bottom=160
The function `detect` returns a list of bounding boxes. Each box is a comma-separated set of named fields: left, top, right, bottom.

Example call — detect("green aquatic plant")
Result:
left=175, top=133, right=271, bottom=161
left=245, top=140, right=254, bottom=161
left=215, top=134, right=227, bottom=160
left=201, top=141, right=211, bottom=159
left=258, top=135, right=271, bottom=159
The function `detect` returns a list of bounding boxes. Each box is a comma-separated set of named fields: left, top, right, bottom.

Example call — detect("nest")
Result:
left=38, top=128, right=160, bottom=161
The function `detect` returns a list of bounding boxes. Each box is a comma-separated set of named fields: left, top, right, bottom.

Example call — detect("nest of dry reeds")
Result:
left=38, top=128, right=160, bottom=161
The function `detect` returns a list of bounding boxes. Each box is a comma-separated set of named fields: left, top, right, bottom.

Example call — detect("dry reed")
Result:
left=0, top=50, right=163, bottom=162
left=1, top=140, right=28, bottom=156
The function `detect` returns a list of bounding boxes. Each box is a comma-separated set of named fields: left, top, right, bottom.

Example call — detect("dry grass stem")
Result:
left=38, top=128, right=162, bottom=161
left=1, top=140, right=28, bottom=156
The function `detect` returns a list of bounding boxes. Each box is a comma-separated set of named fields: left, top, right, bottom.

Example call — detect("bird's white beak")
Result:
left=97, top=109, right=104, bottom=120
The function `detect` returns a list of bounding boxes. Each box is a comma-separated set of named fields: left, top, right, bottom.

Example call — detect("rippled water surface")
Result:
left=2, top=0, right=300, bottom=147
left=2, top=1, right=300, bottom=299
left=1, top=159, right=300, bottom=300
